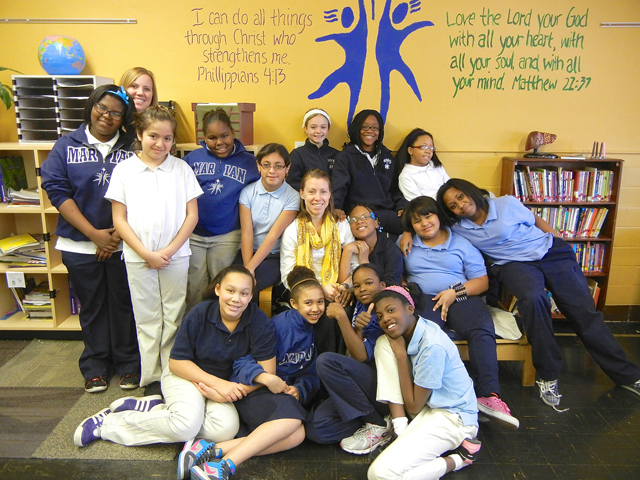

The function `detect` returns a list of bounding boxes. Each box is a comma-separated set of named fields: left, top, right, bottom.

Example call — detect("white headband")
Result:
left=302, top=109, right=331, bottom=128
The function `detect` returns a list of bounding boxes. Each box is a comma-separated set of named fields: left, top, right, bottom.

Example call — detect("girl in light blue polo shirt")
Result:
left=401, top=196, right=519, bottom=428
left=238, top=143, right=299, bottom=294
left=437, top=178, right=640, bottom=410
left=369, top=284, right=480, bottom=480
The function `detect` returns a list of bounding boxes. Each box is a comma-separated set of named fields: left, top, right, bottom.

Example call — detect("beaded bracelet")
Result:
left=449, top=282, right=468, bottom=302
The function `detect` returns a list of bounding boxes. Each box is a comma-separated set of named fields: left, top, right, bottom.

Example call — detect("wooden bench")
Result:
left=455, top=337, right=535, bottom=387
left=259, top=286, right=535, bottom=387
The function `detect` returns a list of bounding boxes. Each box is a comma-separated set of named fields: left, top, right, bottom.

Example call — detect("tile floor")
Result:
left=0, top=333, right=639, bottom=480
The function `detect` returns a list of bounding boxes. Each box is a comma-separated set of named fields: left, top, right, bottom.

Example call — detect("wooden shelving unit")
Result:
left=0, top=142, right=79, bottom=331
left=501, top=157, right=623, bottom=311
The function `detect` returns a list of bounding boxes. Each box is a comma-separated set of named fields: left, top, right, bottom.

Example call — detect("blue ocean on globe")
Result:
left=38, top=35, right=85, bottom=75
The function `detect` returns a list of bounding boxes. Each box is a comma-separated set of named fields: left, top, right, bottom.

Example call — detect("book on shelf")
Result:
left=513, top=166, right=614, bottom=203
left=9, top=277, right=53, bottom=319
left=530, top=207, right=608, bottom=238
left=0, top=233, right=46, bottom=266
left=0, top=156, right=28, bottom=204
left=6, top=187, right=40, bottom=206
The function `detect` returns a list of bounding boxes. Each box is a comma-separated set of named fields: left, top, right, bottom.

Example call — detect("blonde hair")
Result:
left=119, top=67, right=158, bottom=108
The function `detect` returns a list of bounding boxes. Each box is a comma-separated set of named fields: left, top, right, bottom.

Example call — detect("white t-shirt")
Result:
left=105, top=154, right=203, bottom=262
left=398, top=162, right=450, bottom=201
left=280, top=217, right=356, bottom=288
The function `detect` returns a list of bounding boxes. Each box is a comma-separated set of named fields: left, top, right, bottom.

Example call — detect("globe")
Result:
left=38, top=35, right=85, bottom=75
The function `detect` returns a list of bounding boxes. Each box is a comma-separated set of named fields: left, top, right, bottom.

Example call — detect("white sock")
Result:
left=450, top=453, right=466, bottom=471
left=392, top=416, right=408, bottom=436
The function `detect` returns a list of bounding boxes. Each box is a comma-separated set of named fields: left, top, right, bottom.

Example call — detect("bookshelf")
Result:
left=0, top=142, right=79, bottom=331
left=501, top=157, right=623, bottom=311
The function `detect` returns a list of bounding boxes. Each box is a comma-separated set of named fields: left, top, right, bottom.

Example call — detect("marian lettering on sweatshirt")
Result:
left=278, top=345, right=314, bottom=366
left=65, top=147, right=130, bottom=164
left=191, top=162, right=247, bottom=184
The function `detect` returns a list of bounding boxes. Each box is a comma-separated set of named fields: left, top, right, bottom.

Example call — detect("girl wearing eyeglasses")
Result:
left=332, top=110, right=408, bottom=236
left=339, top=204, right=403, bottom=286
left=238, top=143, right=299, bottom=295
left=41, top=85, right=139, bottom=393
left=182, top=108, right=260, bottom=312
left=395, top=128, right=450, bottom=201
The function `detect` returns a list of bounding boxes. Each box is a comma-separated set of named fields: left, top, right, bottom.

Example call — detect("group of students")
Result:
left=38, top=66, right=640, bottom=480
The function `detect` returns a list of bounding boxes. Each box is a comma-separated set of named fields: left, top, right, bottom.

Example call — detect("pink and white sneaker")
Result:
left=478, top=396, right=520, bottom=428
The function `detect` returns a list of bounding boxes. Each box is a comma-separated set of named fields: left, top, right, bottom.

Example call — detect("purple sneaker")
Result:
left=73, top=408, right=110, bottom=447
left=177, top=438, right=222, bottom=480
left=109, top=395, right=163, bottom=413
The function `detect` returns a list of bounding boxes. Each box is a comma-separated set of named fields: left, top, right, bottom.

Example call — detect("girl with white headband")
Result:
left=287, top=108, right=339, bottom=191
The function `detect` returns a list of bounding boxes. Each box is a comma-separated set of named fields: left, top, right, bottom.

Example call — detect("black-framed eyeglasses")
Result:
left=360, top=125, right=380, bottom=132
left=259, top=163, right=287, bottom=171
left=411, top=145, right=435, bottom=151
left=94, top=103, right=124, bottom=120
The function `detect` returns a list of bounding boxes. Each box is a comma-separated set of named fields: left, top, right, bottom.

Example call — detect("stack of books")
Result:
left=513, top=166, right=614, bottom=203
left=569, top=242, right=606, bottom=273
left=11, top=278, right=53, bottom=319
left=0, top=233, right=46, bottom=267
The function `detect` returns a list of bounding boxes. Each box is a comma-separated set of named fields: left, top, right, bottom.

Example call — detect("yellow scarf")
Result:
left=296, top=215, right=341, bottom=285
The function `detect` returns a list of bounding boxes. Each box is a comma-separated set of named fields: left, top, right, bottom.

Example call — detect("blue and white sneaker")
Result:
left=73, top=408, right=110, bottom=447
left=109, top=395, right=164, bottom=413
left=190, top=459, right=235, bottom=480
left=177, top=438, right=222, bottom=480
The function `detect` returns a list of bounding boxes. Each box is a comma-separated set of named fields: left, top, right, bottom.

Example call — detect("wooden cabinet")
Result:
left=501, top=157, right=623, bottom=311
left=0, top=142, right=79, bottom=331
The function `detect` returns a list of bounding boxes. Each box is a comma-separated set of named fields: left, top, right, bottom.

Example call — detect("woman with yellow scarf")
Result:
left=280, top=169, right=357, bottom=353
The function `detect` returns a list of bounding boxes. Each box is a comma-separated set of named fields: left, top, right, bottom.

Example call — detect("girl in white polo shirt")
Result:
left=106, top=106, right=203, bottom=391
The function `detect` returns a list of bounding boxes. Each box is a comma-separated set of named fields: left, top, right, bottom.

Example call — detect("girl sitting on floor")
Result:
left=368, top=283, right=480, bottom=480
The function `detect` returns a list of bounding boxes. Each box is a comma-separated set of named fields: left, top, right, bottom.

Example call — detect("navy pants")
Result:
left=490, top=237, right=640, bottom=384
left=306, top=352, right=388, bottom=444
left=419, top=296, right=500, bottom=398
left=63, top=251, right=140, bottom=380
left=233, top=251, right=280, bottom=299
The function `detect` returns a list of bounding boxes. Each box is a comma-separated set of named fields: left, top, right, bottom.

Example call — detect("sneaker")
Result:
left=190, top=459, right=234, bottom=480
left=368, top=431, right=397, bottom=463
left=85, top=376, right=108, bottom=393
left=477, top=396, right=520, bottom=428
left=177, top=438, right=222, bottom=480
left=620, top=379, right=640, bottom=398
left=109, top=395, right=163, bottom=413
left=340, top=418, right=392, bottom=455
left=536, top=379, right=562, bottom=407
left=73, top=408, right=110, bottom=447
left=452, top=438, right=482, bottom=467
left=145, top=381, right=162, bottom=397
left=119, top=373, right=140, bottom=390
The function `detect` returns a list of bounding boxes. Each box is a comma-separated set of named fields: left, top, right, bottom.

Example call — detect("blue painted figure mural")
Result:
left=311, top=0, right=434, bottom=123
left=308, top=0, right=368, bottom=124
left=376, top=0, right=433, bottom=120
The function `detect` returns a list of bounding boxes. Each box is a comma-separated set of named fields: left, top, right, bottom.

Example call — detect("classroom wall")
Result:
left=1, top=0, right=639, bottom=305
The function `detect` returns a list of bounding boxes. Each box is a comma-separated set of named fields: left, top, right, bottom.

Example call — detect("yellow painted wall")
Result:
left=1, top=0, right=639, bottom=304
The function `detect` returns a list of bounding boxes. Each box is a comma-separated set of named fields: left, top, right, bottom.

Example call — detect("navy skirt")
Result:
left=234, top=388, right=307, bottom=437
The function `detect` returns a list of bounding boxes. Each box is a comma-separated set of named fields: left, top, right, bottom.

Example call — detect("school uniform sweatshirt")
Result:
left=41, top=125, right=133, bottom=242
left=332, top=144, right=407, bottom=213
left=183, top=139, right=260, bottom=237
left=287, top=138, right=339, bottom=191
left=232, top=309, right=320, bottom=405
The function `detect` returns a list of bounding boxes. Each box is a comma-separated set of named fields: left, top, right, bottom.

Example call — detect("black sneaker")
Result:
left=119, top=373, right=140, bottom=390
left=85, top=376, right=108, bottom=393
left=453, top=438, right=482, bottom=466
left=144, top=381, right=162, bottom=397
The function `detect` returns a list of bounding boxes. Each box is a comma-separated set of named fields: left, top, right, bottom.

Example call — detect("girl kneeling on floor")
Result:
left=74, top=266, right=304, bottom=480
left=368, top=283, right=480, bottom=480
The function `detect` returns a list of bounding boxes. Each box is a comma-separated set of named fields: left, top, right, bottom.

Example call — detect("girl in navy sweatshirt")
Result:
left=331, top=109, right=407, bottom=235
left=287, top=108, right=339, bottom=191
left=41, top=84, right=138, bottom=393
left=183, top=108, right=260, bottom=311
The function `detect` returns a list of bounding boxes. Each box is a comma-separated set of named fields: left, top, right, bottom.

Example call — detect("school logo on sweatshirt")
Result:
left=208, top=179, right=224, bottom=195
left=93, top=168, right=110, bottom=186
